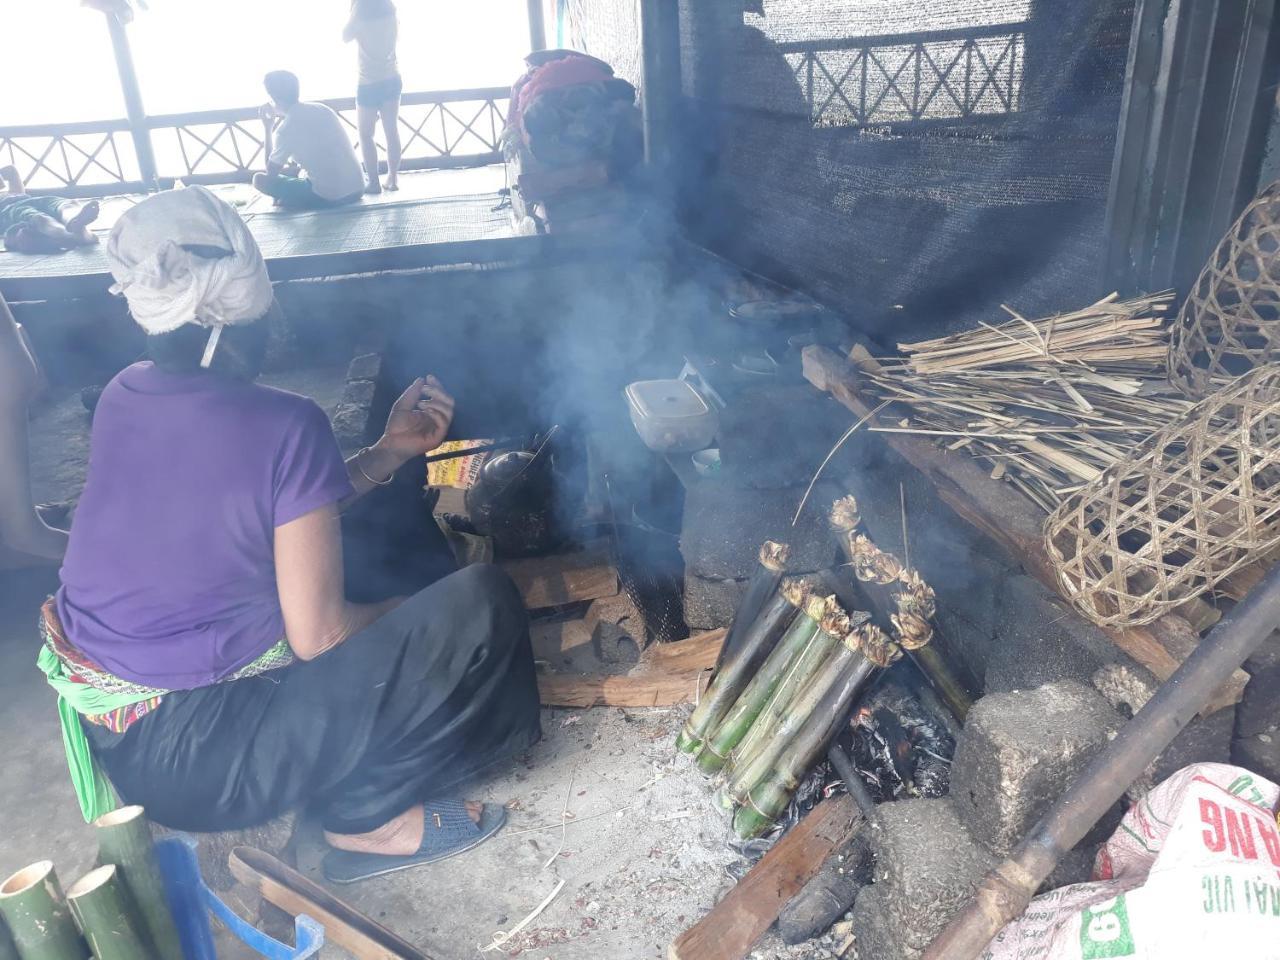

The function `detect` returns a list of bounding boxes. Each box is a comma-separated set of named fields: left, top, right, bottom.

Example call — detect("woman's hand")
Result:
left=376, top=376, right=455, bottom=464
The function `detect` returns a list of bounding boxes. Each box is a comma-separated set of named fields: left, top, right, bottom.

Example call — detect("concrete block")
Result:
left=345, top=351, right=382, bottom=382
left=870, top=799, right=996, bottom=951
left=716, top=384, right=847, bottom=490
left=849, top=882, right=920, bottom=960
left=950, top=682, right=1121, bottom=857
left=331, top=378, right=377, bottom=449
left=683, top=573, right=745, bottom=630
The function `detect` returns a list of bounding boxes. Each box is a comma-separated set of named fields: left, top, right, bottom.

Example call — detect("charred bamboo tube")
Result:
left=725, top=593, right=844, bottom=780
left=830, top=496, right=974, bottom=721
left=711, top=541, right=791, bottom=677
left=91, top=807, right=181, bottom=960
left=725, top=601, right=866, bottom=808
left=677, top=591, right=798, bottom=755
left=924, top=560, right=1280, bottom=960
left=66, top=866, right=153, bottom=960
left=733, top=625, right=886, bottom=839
left=0, top=862, right=89, bottom=960
left=695, top=585, right=822, bottom=776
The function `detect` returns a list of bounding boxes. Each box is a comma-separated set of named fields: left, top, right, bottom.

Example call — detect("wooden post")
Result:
left=92, top=807, right=182, bottom=960
left=103, top=11, right=158, bottom=188
left=65, top=867, right=153, bottom=960
left=0, top=862, right=89, bottom=960
left=639, top=0, right=683, bottom=170
left=527, top=0, right=547, bottom=52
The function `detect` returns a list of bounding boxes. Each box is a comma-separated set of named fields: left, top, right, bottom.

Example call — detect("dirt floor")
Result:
left=0, top=367, right=841, bottom=959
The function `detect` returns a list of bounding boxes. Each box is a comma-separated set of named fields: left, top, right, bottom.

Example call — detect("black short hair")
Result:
left=263, top=70, right=300, bottom=107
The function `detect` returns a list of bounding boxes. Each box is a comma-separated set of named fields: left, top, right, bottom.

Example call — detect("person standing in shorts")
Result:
left=253, top=71, right=365, bottom=209
left=344, top=0, right=403, bottom=194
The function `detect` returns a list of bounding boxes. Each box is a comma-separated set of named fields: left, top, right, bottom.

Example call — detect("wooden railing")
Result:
left=0, top=87, right=509, bottom=197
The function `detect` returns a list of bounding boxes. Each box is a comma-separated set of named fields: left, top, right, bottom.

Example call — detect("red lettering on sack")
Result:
left=1202, top=799, right=1226, bottom=852
left=1257, top=814, right=1280, bottom=867
left=1225, top=809, right=1258, bottom=860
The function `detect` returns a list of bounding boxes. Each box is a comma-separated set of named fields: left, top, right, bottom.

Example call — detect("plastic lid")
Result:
left=625, top=379, right=711, bottom=419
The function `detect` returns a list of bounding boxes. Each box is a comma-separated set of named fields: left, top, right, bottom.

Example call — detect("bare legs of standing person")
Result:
left=380, top=98, right=401, bottom=191
left=357, top=100, right=402, bottom=194
left=0, top=294, right=67, bottom=566
left=358, top=105, right=382, bottom=195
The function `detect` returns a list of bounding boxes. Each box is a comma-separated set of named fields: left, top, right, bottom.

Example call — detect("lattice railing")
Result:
left=780, top=23, right=1026, bottom=128
left=0, top=87, right=509, bottom=196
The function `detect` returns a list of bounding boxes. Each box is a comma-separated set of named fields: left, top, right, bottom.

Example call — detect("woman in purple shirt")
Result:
left=44, top=187, right=539, bottom=883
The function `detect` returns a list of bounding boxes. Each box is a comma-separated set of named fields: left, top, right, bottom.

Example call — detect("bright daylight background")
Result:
left=1, top=1, right=534, bottom=126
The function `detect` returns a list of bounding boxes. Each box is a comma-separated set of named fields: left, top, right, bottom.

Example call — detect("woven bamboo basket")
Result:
left=1168, top=181, right=1280, bottom=398
left=1044, top=364, right=1280, bottom=628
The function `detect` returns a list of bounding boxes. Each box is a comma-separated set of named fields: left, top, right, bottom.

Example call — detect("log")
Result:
left=668, top=794, right=862, bottom=960
left=802, top=344, right=1248, bottom=714
left=228, top=847, right=436, bottom=960
left=0, top=862, right=89, bottom=960
left=65, top=867, right=152, bottom=960
left=537, top=629, right=725, bottom=708
left=92, top=807, right=182, bottom=960
left=501, top=541, right=618, bottom=609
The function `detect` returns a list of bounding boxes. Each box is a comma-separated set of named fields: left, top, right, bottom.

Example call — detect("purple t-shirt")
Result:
left=56, top=362, right=355, bottom=690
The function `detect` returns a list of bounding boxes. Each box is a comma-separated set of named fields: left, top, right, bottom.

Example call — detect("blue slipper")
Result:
left=323, top=800, right=507, bottom=884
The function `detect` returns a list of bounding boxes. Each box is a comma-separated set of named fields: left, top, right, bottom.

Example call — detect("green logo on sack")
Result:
left=1079, top=895, right=1136, bottom=958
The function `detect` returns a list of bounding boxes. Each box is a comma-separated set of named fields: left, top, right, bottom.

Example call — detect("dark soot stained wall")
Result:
left=677, top=0, right=1136, bottom=343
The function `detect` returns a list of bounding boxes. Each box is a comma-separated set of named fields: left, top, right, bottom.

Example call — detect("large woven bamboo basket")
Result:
left=1044, top=364, right=1280, bottom=628
left=1168, top=181, right=1280, bottom=398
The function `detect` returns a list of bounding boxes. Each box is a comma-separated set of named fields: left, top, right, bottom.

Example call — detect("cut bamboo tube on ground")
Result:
left=677, top=591, right=796, bottom=754
left=802, top=343, right=1248, bottom=715
left=65, top=867, right=152, bottom=960
left=0, top=862, right=89, bottom=960
left=91, top=807, right=181, bottom=960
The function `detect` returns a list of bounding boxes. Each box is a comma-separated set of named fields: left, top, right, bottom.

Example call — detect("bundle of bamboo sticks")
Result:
left=864, top=292, right=1197, bottom=513
left=676, top=510, right=942, bottom=839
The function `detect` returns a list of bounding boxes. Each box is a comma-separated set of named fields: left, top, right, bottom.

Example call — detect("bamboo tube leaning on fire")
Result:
left=711, top=541, right=791, bottom=677
left=676, top=589, right=798, bottom=755
left=722, top=590, right=846, bottom=783
left=721, top=598, right=869, bottom=809
left=0, top=861, right=89, bottom=960
left=830, top=497, right=973, bottom=722
left=695, top=583, right=824, bottom=776
left=90, top=807, right=182, bottom=960
left=733, top=622, right=894, bottom=839
left=65, top=866, right=153, bottom=960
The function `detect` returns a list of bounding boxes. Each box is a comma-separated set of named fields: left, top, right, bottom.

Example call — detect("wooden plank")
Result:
left=802, top=344, right=1247, bottom=713
left=228, top=847, right=436, bottom=960
left=501, top=541, right=619, bottom=610
left=537, top=629, right=725, bottom=708
left=668, top=794, right=862, bottom=960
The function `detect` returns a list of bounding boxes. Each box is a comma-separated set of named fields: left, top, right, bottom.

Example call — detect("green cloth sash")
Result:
left=36, top=644, right=158, bottom=822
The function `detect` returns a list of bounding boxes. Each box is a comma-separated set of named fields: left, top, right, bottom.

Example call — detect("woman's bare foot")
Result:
left=324, top=801, right=483, bottom=855
left=66, top=201, right=100, bottom=245
left=363, top=181, right=382, bottom=196
left=383, top=177, right=399, bottom=192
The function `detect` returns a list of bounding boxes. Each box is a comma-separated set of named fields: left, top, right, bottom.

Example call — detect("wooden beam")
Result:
left=668, top=794, right=862, bottom=960
left=802, top=344, right=1247, bottom=713
left=501, top=541, right=619, bottom=610
left=537, top=629, right=725, bottom=708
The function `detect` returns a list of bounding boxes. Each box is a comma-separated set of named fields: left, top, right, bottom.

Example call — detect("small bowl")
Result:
left=691, top=448, right=722, bottom=477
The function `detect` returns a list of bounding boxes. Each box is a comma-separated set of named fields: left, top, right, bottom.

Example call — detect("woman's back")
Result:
left=57, top=362, right=352, bottom=690
left=353, top=14, right=398, bottom=85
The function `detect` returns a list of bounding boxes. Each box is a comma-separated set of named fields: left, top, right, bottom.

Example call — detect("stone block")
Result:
left=950, top=682, right=1121, bottom=857
left=716, top=384, right=848, bottom=490
left=870, top=798, right=996, bottom=952
left=331, top=379, right=377, bottom=449
left=849, top=882, right=920, bottom=960
left=345, top=351, right=382, bottom=382
left=683, top=573, right=745, bottom=630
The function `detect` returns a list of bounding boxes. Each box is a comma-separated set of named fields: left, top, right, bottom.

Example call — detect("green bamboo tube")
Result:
left=0, top=862, right=89, bottom=960
left=723, top=594, right=844, bottom=779
left=0, top=917, right=20, bottom=960
left=91, top=807, right=181, bottom=960
left=733, top=627, right=885, bottom=839
left=677, top=590, right=798, bottom=755
left=709, top=541, right=790, bottom=676
left=66, top=866, right=153, bottom=960
left=694, top=594, right=821, bottom=776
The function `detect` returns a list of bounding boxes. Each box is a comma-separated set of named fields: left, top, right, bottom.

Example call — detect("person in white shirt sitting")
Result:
left=253, top=71, right=365, bottom=209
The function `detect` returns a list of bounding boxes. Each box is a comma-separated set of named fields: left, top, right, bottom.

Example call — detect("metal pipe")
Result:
left=639, top=0, right=683, bottom=170
left=103, top=12, right=159, bottom=189
left=923, top=561, right=1280, bottom=960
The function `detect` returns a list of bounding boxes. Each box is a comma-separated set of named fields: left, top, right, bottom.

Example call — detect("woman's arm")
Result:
left=274, top=502, right=400, bottom=660
left=341, top=376, right=455, bottom=503
left=342, top=3, right=360, bottom=42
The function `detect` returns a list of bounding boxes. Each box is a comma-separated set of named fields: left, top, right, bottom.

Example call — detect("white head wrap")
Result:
left=106, top=185, right=273, bottom=337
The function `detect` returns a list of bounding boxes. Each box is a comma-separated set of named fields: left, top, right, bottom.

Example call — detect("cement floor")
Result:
left=0, top=366, right=827, bottom=959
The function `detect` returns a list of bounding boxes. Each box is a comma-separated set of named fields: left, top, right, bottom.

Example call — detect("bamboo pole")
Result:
left=677, top=592, right=797, bottom=755
left=90, top=807, right=181, bottom=960
left=710, top=541, right=790, bottom=676
left=0, top=862, right=89, bottom=960
left=65, top=867, right=153, bottom=960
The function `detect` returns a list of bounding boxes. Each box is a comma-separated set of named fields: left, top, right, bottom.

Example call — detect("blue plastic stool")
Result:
left=155, top=835, right=324, bottom=959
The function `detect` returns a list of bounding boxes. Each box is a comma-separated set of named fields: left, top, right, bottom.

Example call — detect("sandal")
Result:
left=322, top=799, right=507, bottom=884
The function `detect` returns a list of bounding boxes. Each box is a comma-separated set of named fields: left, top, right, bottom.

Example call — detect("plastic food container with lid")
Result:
left=625, top=379, right=719, bottom=453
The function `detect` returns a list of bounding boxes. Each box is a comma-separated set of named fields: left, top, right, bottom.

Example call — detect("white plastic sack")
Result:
left=983, top=763, right=1280, bottom=959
